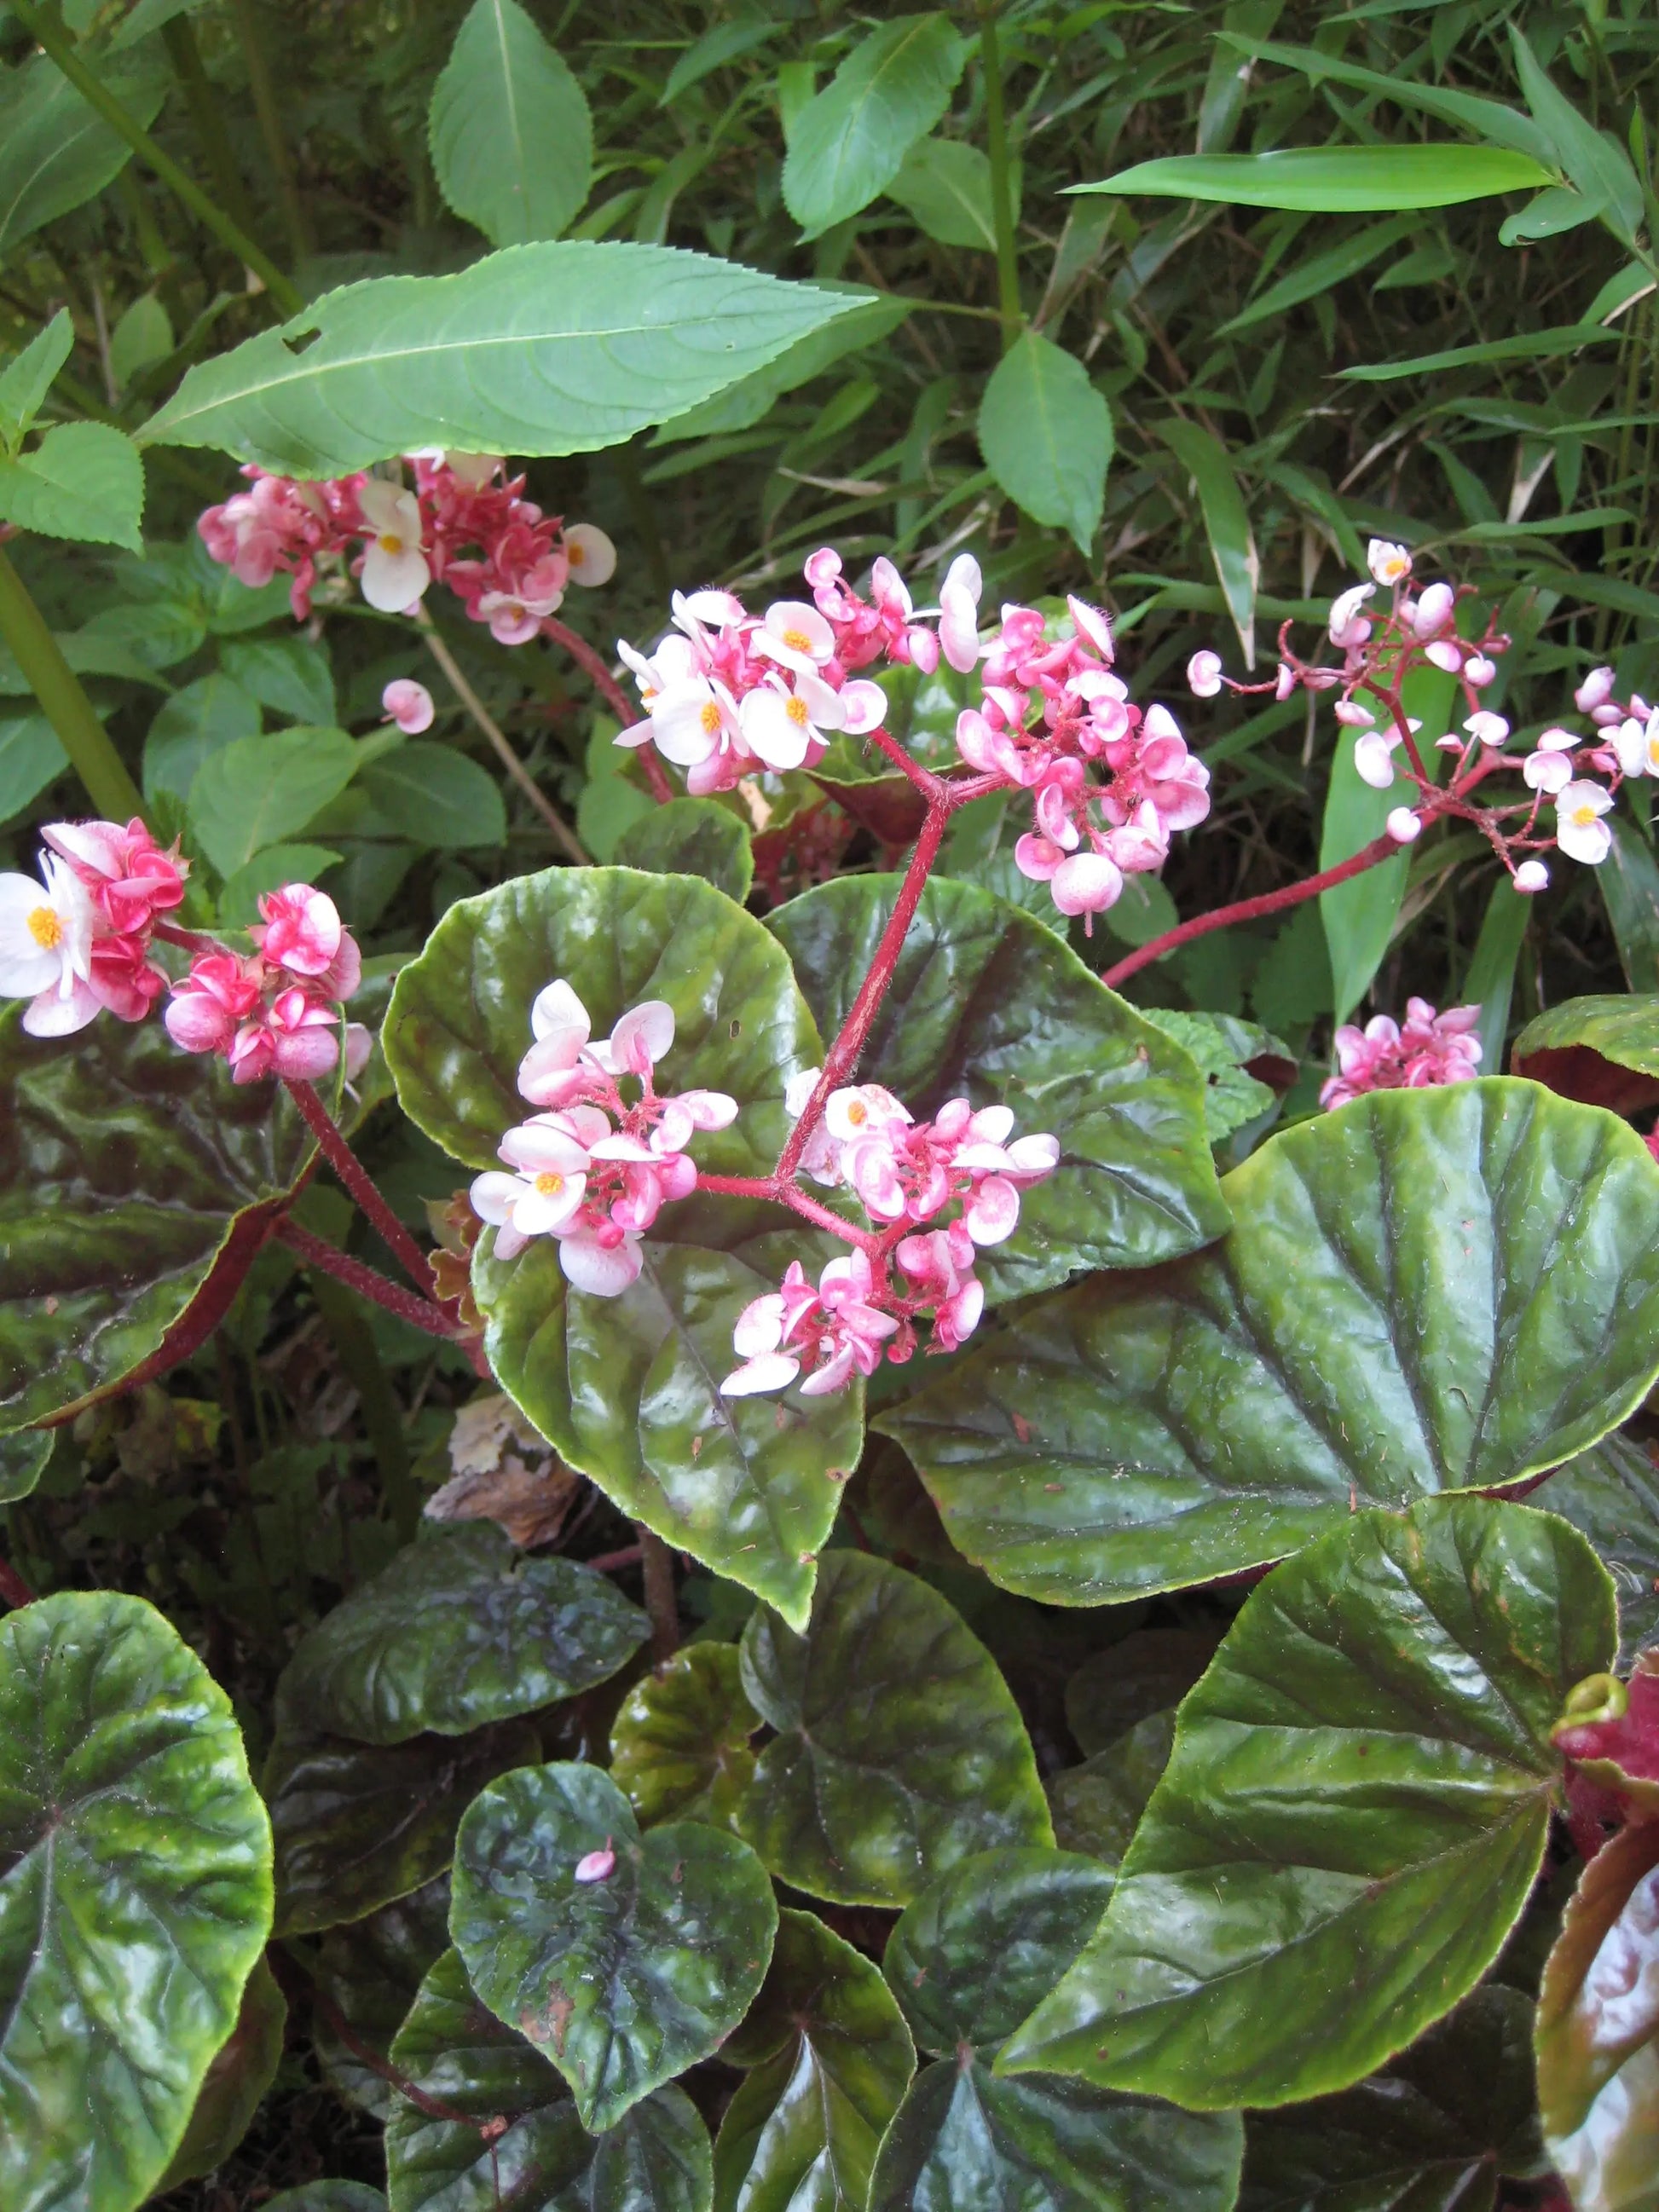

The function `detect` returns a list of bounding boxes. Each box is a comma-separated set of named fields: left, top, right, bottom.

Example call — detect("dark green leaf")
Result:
left=883, top=1082, right=1659, bottom=1601
left=0, top=711, right=66, bottom=823
left=1155, top=418, right=1258, bottom=664
left=1137, top=1010, right=1292, bottom=1143
left=1064, top=1630, right=1219, bottom=1756
left=0, top=1591, right=273, bottom=2212
left=736, top=1551, right=1052, bottom=1906
left=220, top=635, right=337, bottom=727
left=429, top=0, right=592, bottom=247
left=1540, top=1429, right=1659, bottom=1666
left=0, top=423, right=144, bottom=551
left=615, top=799, right=754, bottom=904
left=1512, top=992, right=1659, bottom=1115
left=978, top=331, right=1112, bottom=556
left=1509, top=26, right=1645, bottom=245
left=1073, top=146, right=1553, bottom=211
left=158, top=1955, right=286, bottom=2190
left=1218, top=37, right=1553, bottom=165
left=0, top=1425, right=51, bottom=1504
left=315, top=1877, right=452, bottom=2121
left=783, top=15, right=966, bottom=240
left=1048, top=1714, right=1175, bottom=1867
left=143, top=673, right=262, bottom=804
left=275, top=1523, right=647, bottom=1745
left=998, top=1496, right=1616, bottom=2107
left=0, top=48, right=167, bottom=257
left=714, top=1908, right=915, bottom=2212
left=450, top=1760, right=777, bottom=2131
left=188, top=725, right=359, bottom=876
left=1218, top=215, right=1419, bottom=336
left=768, top=875, right=1228, bottom=1300
left=359, top=741, right=506, bottom=851
left=610, top=1643, right=760, bottom=1828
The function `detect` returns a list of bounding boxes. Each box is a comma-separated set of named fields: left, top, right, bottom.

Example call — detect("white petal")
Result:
left=557, top=1232, right=644, bottom=1297
left=531, top=977, right=592, bottom=1044
left=361, top=542, right=431, bottom=612
left=720, top=1351, right=800, bottom=1397
left=470, top=1170, right=528, bottom=1225
left=740, top=687, right=812, bottom=771
left=564, top=523, right=616, bottom=586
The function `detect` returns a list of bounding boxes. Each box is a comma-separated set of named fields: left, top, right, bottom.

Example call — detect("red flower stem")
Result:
left=696, top=1172, right=885, bottom=1253
left=269, top=1949, right=500, bottom=2138
left=1100, top=832, right=1401, bottom=990
left=0, top=1556, right=36, bottom=1609
left=541, top=614, right=673, bottom=804
left=275, top=1216, right=460, bottom=1339
left=584, top=1542, right=644, bottom=1574
left=284, top=1079, right=435, bottom=1294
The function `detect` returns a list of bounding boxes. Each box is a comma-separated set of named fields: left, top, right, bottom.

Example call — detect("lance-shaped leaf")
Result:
left=1072, top=144, right=1553, bottom=211
left=1512, top=991, right=1659, bottom=1114
left=0, top=1591, right=274, bottom=2212
left=157, top=1956, right=286, bottom=2191
left=978, top=331, right=1113, bottom=557
left=450, top=1761, right=777, bottom=2132
left=1240, top=1986, right=1546, bottom=2212
left=429, top=0, right=592, bottom=246
left=610, top=1643, right=760, bottom=1829
left=142, top=245, right=862, bottom=474
left=387, top=1948, right=713, bottom=2212
left=768, top=875, right=1228, bottom=1300
left=0, top=1006, right=315, bottom=1438
left=616, top=798, right=754, bottom=904
left=714, top=1909, right=916, bottom=2212
left=315, top=1878, right=452, bottom=2120
left=736, top=1551, right=1052, bottom=1906
left=883, top=1082, right=1659, bottom=1602
left=384, top=866, right=856, bottom=1629
left=1543, top=1429, right=1659, bottom=1665
left=783, top=14, right=965, bottom=240
left=1535, top=1818, right=1659, bottom=2212
left=275, top=1522, right=648, bottom=1745
left=999, top=1497, right=1616, bottom=2109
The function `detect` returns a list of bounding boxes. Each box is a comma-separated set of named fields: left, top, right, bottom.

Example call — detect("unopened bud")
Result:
left=1385, top=808, right=1422, bottom=844
left=574, top=1843, right=616, bottom=1884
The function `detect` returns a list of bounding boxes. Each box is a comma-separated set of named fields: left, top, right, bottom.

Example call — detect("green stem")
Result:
left=226, top=0, right=314, bottom=269
left=160, top=14, right=264, bottom=248
left=0, top=546, right=146, bottom=822
left=978, top=6, right=1023, bottom=351
left=8, top=0, right=303, bottom=317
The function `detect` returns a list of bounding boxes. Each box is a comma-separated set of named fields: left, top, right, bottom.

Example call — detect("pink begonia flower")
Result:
left=720, top=1250, right=899, bottom=1397
left=1320, top=999, right=1483, bottom=1111
left=574, top=1844, right=616, bottom=1883
left=1464, top=710, right=1509, bottom=748
left=471, top=1118, right=592, bottom=1260
left=1464, top=654, right=1497, bottom=689
left=783, top=1067, right=843, bottom=1186
left=1187, top=650, right=1223, bottom=698
left=357, top=478, right=431, bottom=612
left=382, top=679, right=435, bottom=734
left=251, top=884, right=344, bottom=979
left=1575, top=666, right=1617, bottom=713
left=1385, top=808, right=1421, bottom=843
left=1367, top=539, right=1413, bottom=586
left=89, top=933, right=167, bottom=1025
left=1424, top=638, right=1465, bottom=675
left=164, top=953, right=268, bottom=1058
left=895, top=1220, right=985, bottom=1351
left=1513, top=859, right=1550, bottom=894
left=832, top=1089, right=1057, bottom=1243
left=939, top=554, right=983, bottom=673
left=228, top=985, right=342, bottom=1085
left=42, top=817, right=187, bottom=937
left=564, top=524, right=616, bottom=586
left=1555, top=780, right=1615, bottom=866
left=739, top=670, right=843, bottom=771
left=1525, top=728, right=1579, bottom=794
left=1614, top=710, right=1659, bottom=780
left=754, top=599, right=836, bottom=676
left=1410, top=581, right=1455, bottom=638
left=0, top=852, right=97, bottom=1035
left=1353, top=728, right=1401, bottom=790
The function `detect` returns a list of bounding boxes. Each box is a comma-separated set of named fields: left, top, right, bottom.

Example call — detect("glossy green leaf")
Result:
left=0, top=711, right=66, bottom=822
left=999, top=1496, right=1616, bottom=2108
left=884, top=1082, right=1659, bottom=1601
left=430, top=0, right=592, bottom=247
left=143, top=672, right=262, bottom=803
left=265, top=1720, right=539, bottom=1936
left=265, top=2188, right=386, bottom=2212
left=1541, top=1429, right=1659, bottom=1666
left=1138, top=1009, right=1292, bottom=1143
left=450, top=1760, right=777, bottom=2131
left=0, top=1591, right=273, bottom=2212
left=1072, top=145, right=1552, bottom=211
left=0, top=309, right=73, bottom=448
left=0, top=1424, right=51, bottom=1503
left=610, top=1643, right=760, bottom=1828
left=1512, top=992, right=1659, bottom=1114
left=0, top=1008, right=316, bottom=1437
left=315, top=1877, right=452, bottom=2121
left=0, top=423, right=144, bottom=551
left=1064, top=1630, right=1219, bottom=1756
left=978, top=332, right=1111, bottom=557
left=143, top=245, right=862, bottom=474
left=1049, top=1713, right=1175, bottom=1867
left=1155, top=418, right=1257, bottom=663
left=157, top=1955, right=286, bottom=2190
left=736, top=1551, right=1052, bottom=1906
left=888, top=136, right=1008, bottom=250
left=783, top=15, right=965, bottom=240
left=714, top=1908, right=916, bottom=2212
left=388, top=1946, right=714, bottom=2212
left=220, top=634, right=337, bottom=727
left=0, top=47, right=167, bottom=257
left=188, top=725, right=359, bottom=876
left=769, top=875, right=1228, bottom=1300
left=615, top=799, right=754, bottom=904
left=275, top=1522, right=648, bottom=1745
left=1240, top=1986, right=1545, bottom=2212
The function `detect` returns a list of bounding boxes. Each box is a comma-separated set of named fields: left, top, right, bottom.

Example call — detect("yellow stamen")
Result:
left=846, top=1100, right=868, bottom=1126
left=569, top=541, right=587, bottom=566
left=26, top=905, right=62, bottom=950
left=378, top=532, right=405, bottom=555
left=534, top=1171, right=565, bottom=1198
left=700, top=700, right=722, bottom=734
left=782, top=627, right=813, bottom=654
left=785, top=696, right=811, bottom=727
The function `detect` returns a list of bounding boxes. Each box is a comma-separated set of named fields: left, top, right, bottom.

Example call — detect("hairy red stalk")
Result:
left=541, top=614, right=673, bottom=804
left=696, top=1172, right=885, bottom=1253
left=0, top=1556, right=36, bottom=1609
left=583, top=1542, right=644, bottom=1574
left=285, top=1079, right=435, bottom=1294
left=271, top=1949, right=501, bottom=2138
left=275, top=1216, right=459, bottom=1340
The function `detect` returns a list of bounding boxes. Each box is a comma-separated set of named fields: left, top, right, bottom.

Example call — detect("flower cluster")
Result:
left=0, top=818, right=186, bottom=1037
left=165, top=883, right=367, bottom=1084
left=469, top=983, right=736, bottom=1296
left=720, top=1078, right=1058, bottom=1396
left=199, top=450, right=616, bottom=635
left=1319, top=998, right=1482, bottom=1111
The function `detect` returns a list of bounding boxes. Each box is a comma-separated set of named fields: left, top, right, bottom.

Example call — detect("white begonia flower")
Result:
left=1555, top=780, right=1615, bottom=866
left=1513, top=859, right=1550, bottom=893
left=1411, top=582, right=1455, bottom=636
left=739, top=670, right=845, bottom=771
left=357, top=478, right=431, bottom=612
left=1385, top=807, right=1422, bottom=843
left=1352, top=728, right=1400, bottom=789
left=1614, top=708, right=1659, bottom=779
left=1328, top=582, right=1375, bottom=646
left=0, top=852, right=97, bottom=1034
left=1367, top=539, right=1413, bottom=586
left=1187, top=650, right=1223, bottom=699
left=1464, top=711, right=1510, bottom=748
left=939, top=554, right=983, bottom=673
left=469, top=1120, right=591, bottom=1259
left=755, top=599, right=836, bottom=677
left=564, top=523, right=616, bottom=586
left=648, top=673, right=744, bottom=767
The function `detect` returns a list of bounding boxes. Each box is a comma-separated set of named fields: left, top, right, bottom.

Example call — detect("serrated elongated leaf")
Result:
left=1512, top=991, right=1659, bottom=1114
left=610, top=1643, right=760, bottom=1828
left=0, top=48, right=167, bottom=257
left=714, top=1909, right=916, bottom=2212
left=615, top=800, right=753, bottom=904
left=450, top=1761, right=777, bottom=2132
left=979, top=331, right=1111, bottom=557
left=0, top=1591, right=273, bottom=2212
left=315, top=1878, right=451, bottom=2121
left=883, top=1082, right=1659, bottom=1602
left=0, top=423, right=144, bottom=551
left=1541, top=1429, right=1659, bottom=1666
left=142, top=245, right=862, bottom=474
left=0, top=309, right=73, bottom=446
left=275, top=1522, right=648, bottom=1745
left=1155, top=417, right=1257, bottom=664
left=1074, top=145, right=1552, bottom=211
left=0, top=1008, right=315, bottom=1437
left=651, top=289, right=912, bottom=444
left=387, top=1947, right=713, bottom=2212
left=430, top=0, right=592, bottom=247
left=768, top=875, right=1227, bottom=1300
left=158, top=1955, right=286, bottom=2190
left=999, top=1497, right=1616, bottom=2108
left=737, top=1551, right=1052, bottom=1906
left=188, top=725, right=359, bottom=876
left=783, top=15, right=965, bottom=240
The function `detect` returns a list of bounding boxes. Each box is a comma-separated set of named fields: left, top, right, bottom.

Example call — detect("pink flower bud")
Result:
left=574, top=1844, right=616, bottom=1884
left=1411, top=583, right=1455, bottom=638
left=1187, top=650, right=1223, bottom=698
left=1575, top=666, right=1616, bottom=713
left=1385, top=807, right=1421, bottom=843
left=1513, top=859, right=1550, bottom=893
left=382, top=679, right=435, bottom=734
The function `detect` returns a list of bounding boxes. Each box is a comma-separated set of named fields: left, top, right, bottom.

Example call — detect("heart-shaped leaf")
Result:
left=615, top=799, right=754, bottom=904
left=1544, top=1429, right=1659, bottom=1665
left=610, top=1643, right=760, bottom=1828
left=999, top=1496, right=1616, bottom=2109
left=429, top=0, right=593, bottom=247
left=387, top=1947, right=713, bottom=2212
left=736, top=1551, right=1052, bottom=1905
left=884, top=1082, right=1659, bottom=1601
left=450, top=1760, right=778, bottom=2131
left=265, top=1720, right=539, bottom=1936
left=1064, top=1630, right=1219, bottom=1756
left=714, top=1908, right=916, bottom=2212
left=157, top=1955, right=286, bottom=2191
left=767, top=875, right=1228, bottom=1299
left=315, top=1877, right=452, bottom=2120
left=1240, top=1987, right=1546, bottom=2212
left=1535, top=1818, right=1659, bottom=2212
left=0, top=1007, right=316, bottom=1436
left=188, top=725, right=359, bottom=877
left=275, top=1522, right=648, bottom=1745
left=0, top=1591, right=273, bottom=2212
left=1049, top=1713, right=1176, bottom=1866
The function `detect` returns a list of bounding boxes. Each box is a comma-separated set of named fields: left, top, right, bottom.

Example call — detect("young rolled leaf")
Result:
left=883, top=1081, right=1659, bottom=1602
left=768, top=874, right=1228, bottom=1300
left=449, top=1760, right=778, bottom=2132
left=142, top=244, right=863, bottom=474
left=978, top=330, right=1113, bottom=557
left=998, top=1495, right=1616, bottom=2109
left=429, top=0, right=592, bottom=246
left=0, top=1591, right=274, bottom=2212
left=736, top=1551, right=1053, bottom=1905
left=1512, top=990, right=1659, bottom=1114
left=1542, top=1428, right=1659, bottom=1665
left=1071, top=144, right=1554, bottom=211
left=274, top=1522, right=648, bottom=1745
left=783, top=14, right=966, bottom=240
left=386, top=1947, right=713, bottom=2212
left=714, top=1909, right=916, bottom=2212
left=610, top=1642, right=761, bottom=1829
